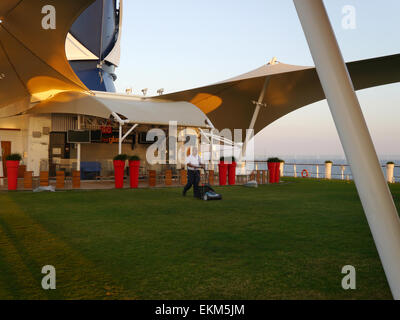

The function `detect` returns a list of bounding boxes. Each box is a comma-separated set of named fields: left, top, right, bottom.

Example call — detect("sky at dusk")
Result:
left=114, top=0, right=400, bottom=158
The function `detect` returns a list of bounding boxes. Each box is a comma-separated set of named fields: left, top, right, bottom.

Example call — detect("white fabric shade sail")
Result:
left=1, top=0, right=399, bottom=137
left=65, top=33, right=99, bottom=61
left=28, top=91, right=210, bottom=128
left=159, top=54, right=400, bottom=135
left=0, top=0, right=93, bottom=111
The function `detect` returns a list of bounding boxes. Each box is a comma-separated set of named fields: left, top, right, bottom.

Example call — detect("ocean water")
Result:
left=250, top=156, right=400, bottom=182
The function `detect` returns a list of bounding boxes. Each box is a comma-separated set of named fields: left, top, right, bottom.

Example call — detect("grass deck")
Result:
left=0, top=177, right=397, bottom=300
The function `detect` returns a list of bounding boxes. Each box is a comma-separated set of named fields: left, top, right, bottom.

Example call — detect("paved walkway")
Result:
left=0, top=178, right=184, bottom=191
left=0, top=174, right=254, bottom=191
left=0, top=178, right=251, bottom=191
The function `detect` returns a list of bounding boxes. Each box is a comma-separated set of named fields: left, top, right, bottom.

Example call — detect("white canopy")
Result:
left=0, top=0, right=92, bottom=111
left=28, top=91, right=210, bottom=128
left=159, top=54, right=400, bottom=135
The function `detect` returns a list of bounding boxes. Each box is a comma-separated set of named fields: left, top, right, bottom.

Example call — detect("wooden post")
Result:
left=149, top=170, right=156, bottom=187
left=39, top=171, right=49, bottom=187
left=256, top=170, right=261, bottom=184
left=208, top=170, right=214, bottom=185
left=165, top=170, right=172, bottom=186
left=72, top=171, right=80, bottom=189
left=23, top=171, right=33, bottom=189
left=56, top=171, right=65, bottom=189
left=180, top=170, right=187, bottom=185
left=18, top=165, right=26, bottom=178
left=250, top=171, right=255, bottom=181
left=261, top=170, right=266, bottom=184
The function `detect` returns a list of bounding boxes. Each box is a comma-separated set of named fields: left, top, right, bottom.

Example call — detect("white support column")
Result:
left=206, top=119, right=217, bottom=169
left=316, top=165, right=319, bottom=179
left=293, top=164, right=297, bottom=178
left=210, top=129, right=214, bottom=168
left=386, top=163, right=395, bottom=183
left=279, top=162, right=284, bottom=177
left=117, top=123, right=138, bottom=156
left=294, top=0, right=400, bottom=299
left=325, top=162, right=332, bottom=179
left=77, top=115, right=81, bottom=172
left=111, top=112, right=124, bottom=155
left=118, top=123, right=122, bottom=155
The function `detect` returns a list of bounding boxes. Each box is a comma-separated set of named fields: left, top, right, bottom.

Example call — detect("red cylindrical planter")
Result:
left=228, top=162, right=237, bottom=185
left=267, top=162, right=277, bottom=184
left=218, top=162, right=228, bottom=186
left=113, top=160, right=126, bottom=189
left=6, top=160, right=19, bottom=191
left=129, top=160, right=140, bottom=188
left=274, top=163, right=281, bottom=183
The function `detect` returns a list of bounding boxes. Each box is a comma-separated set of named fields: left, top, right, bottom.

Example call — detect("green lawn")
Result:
left=0, top=177, right=397, bottom=300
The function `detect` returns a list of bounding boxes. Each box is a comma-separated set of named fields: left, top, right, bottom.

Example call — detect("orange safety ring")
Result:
left=301, top=169, right=309, bottom=178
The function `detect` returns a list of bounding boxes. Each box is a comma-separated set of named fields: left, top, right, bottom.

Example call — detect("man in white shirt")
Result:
left=183, top=147, right=204, bottom=197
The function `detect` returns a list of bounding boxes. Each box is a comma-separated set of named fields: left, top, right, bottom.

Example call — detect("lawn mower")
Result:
left=198, top=169, right=222, bottom=201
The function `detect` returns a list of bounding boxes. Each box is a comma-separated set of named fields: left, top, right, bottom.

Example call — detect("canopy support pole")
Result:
left=206, top=118, right=216, bottom=168
left=199, top=128, right=243, bottom=167
left=240, top=77, right=270, bottom=161
left=119, top=124, right=139, bottom=154
left=118, top=123, right=122, bottom=154
left=77, top=115, right=81, bottom=172
left=122, top=124, right=139, bottom=142
left=199, top=128, right=213, bottom=168
left=210, top=129, right=214, bottom=169
left=294, top=0, right=400, bottom=299
left=112, top=112, right=139, bottom=155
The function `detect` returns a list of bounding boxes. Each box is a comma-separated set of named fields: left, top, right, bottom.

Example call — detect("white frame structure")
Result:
left=294, top=0, right=400, bottom=299
left=111, top=112, right=139, bottom=155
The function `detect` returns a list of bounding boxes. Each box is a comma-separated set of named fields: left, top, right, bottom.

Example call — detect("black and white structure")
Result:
left=66, top=0, right=122, bottom=92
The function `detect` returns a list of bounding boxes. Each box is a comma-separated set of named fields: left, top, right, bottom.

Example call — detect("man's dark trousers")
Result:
left=183, top=170, right=200, bottom=197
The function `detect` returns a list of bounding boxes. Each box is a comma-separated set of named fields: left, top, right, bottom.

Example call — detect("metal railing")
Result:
left=3, top=161, right=399, bottom=187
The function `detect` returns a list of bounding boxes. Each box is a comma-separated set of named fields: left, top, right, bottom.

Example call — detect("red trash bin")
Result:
left=129, top=160, right=140, bottom=188
left=228, top=162, right=237, bottom=185
left=218, top=162, right=228, bottom=186
left=113, top=160, right=126, bottom=189
left=6, top=160, right=19, bottom=190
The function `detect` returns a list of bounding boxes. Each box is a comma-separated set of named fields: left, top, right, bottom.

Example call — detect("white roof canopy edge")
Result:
left=27, top=90, right=211, bottom=128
